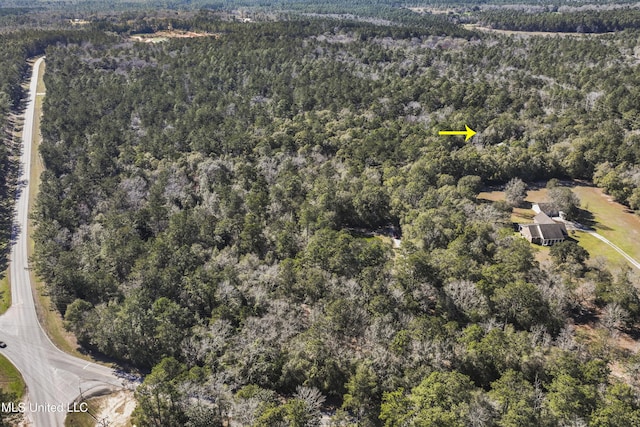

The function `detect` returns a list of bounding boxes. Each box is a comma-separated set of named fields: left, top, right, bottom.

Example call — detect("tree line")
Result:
left=475, top=8, right=640, bottom=33
left=0, top=29, right=112, bottom=275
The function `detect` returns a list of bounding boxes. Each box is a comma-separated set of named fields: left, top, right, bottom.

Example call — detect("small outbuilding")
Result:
left=532, top=203, right=564, bottom=220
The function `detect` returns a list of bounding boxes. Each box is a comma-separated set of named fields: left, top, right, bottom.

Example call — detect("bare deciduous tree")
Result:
left=444, top=280, right=489, bottom=320
left=504, top=178, right=527, bottom=207
left=601, top=303, right=629, bottom=332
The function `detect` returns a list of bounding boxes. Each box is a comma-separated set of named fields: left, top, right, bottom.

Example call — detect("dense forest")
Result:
left=17, top=10, right=640, bottom=426
left=0, top=29, right=101, bottom=277
left=0, top=28, right=65, bottom=422
left=5, top=0, right=640, bottom=9
left=474, top=8, right=640, bottom=33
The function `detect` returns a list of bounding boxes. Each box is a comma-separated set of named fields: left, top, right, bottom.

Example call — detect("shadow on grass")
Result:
left=565, top=236, right=580, bottom=244
left=575, top=207, right=615, bottom=231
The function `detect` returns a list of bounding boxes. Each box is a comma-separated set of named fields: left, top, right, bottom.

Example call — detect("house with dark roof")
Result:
left=519, top=212, right=567, bottom=246
left=532, top=203, right=563, bottom=219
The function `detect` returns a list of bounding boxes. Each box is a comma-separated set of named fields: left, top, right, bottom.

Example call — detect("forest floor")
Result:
left=575, top=318, right=639, bottom=383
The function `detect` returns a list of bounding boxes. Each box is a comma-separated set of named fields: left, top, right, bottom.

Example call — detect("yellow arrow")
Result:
left=438, top=125, right=476, bottom=141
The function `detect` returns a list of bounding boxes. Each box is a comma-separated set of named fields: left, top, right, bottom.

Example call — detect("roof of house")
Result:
left=520, top=224, right=538, bottom=240
left=536, top=224, right=566, bottom=240
left=520, top=223, right=566, bottom=241
left=534, top=212, right=556, bottom=225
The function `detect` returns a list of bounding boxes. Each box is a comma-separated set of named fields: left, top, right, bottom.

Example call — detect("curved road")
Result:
left=0, top=58, right=121, bottom=426
left=583, top=229, right=640, bottom=270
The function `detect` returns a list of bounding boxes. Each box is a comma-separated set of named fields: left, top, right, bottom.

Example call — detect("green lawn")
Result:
left=0, top=354, right=25, bottom=398
left=573, top=186, right=640, bottom=262
left=479, top=183, right=640, bottom=270
left=0, top=272, right=9, bottom=315
left=571, top=230, right=629, bottom=270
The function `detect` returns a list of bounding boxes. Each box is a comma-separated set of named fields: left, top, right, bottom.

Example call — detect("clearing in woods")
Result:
left=462, top=23, right=612, bottom=37
left=129, top=30, right=219, bottom=43
left=478, top=182, right=640, bottom=270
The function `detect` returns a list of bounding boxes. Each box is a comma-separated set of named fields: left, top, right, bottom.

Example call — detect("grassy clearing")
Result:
left=0, top=272, right=9, bottom=315
left=479, top=183, right=640, bottom=270
left=573, top=186, right=640, bottom=262
left=0, top=354, right=26, bottom=398
left=571, top=230, right=629, bottom=270
left=478, top=188, right=546, bottom=224
left=27, top=59, right=89, bottom=360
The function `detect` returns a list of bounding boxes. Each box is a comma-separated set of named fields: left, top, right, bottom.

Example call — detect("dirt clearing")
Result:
left=130, top=30, right=219, bottom=43
left=66, top=390, right=136, bottom=427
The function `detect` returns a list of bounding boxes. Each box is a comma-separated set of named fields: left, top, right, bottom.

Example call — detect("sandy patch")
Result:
left=130, top=30, right=219, bottom=43
left=407, top=7, right=458, bottom=15
left=91, top=390, right=136, bottom=427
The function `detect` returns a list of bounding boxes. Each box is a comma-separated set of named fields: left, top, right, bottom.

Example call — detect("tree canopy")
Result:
left=0, top=7, right=636, bottom=426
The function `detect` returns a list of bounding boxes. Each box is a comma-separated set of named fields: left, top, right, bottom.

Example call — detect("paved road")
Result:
left=0, top=57, right=121, bottom=426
